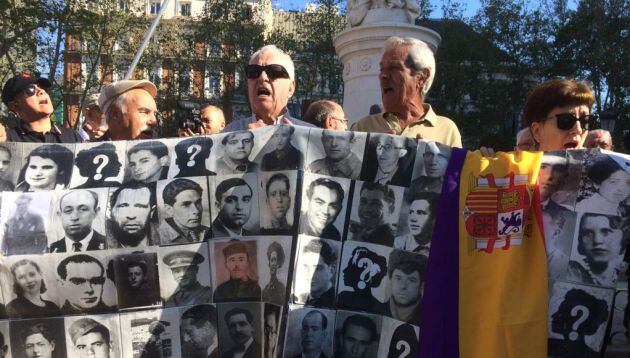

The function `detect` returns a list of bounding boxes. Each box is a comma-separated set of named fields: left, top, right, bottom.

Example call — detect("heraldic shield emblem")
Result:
left=462, top=172, right=532, bottom=253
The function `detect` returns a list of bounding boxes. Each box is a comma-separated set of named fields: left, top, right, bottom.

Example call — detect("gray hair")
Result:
left=249, top=45, right=295, bottom=81
left=383, top=36, right=435, bottom=98
left=303, top=100, right=339, bottom=128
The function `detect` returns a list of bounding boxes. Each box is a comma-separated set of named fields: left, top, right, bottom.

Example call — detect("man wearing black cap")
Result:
left=163, top=250, right=213, bottom=307
left=214, top=242, right=261, bottom=302
left=2, top=73, right=81, bottom=143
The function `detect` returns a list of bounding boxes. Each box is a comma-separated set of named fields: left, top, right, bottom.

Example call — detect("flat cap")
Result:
left=69, top=318, right=107, bottom=345
left=83, top=93, right=101, bottom=110
left=163, top=250, right=204, bottom=268
left=98, top=80, right=157, bottom=115
left=222, top=242, right=249, bottom=258
left=2, top=73, right=51, bottom=105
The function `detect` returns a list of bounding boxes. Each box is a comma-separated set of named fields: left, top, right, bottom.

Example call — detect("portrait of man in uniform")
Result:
left=49, top=190, right=106, bottom=253
left=163, top=250, right=212, bottom=307
left=125, top=141, right=169, bottom=183
left=2, top=193, right=48, bottom=255
left=261, top=125, right=303, bottom=171
left=309, top=130, right=362, bottom=179
left=212, top=178, right=257, bottom=238
left=106, top=183, right=157, bottom=248
left=67, top=317, right=116, bottom=358
left=299, top=177, right=345, bottom=240
left=174, top=136, right=216, bottom=178
left=215, top=131, right=258, bottom=175
left=261, top=241, right=286, bottom=305
left=159, top=178, right=210, bottom=245
left=214, top=241, right=261, bottom=302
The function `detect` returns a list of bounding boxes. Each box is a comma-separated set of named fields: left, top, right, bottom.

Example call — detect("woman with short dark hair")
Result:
left=16, top=144, right=74, bottom=191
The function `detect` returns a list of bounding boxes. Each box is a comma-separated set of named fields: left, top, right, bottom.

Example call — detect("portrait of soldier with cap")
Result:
left=114, top=253, right=161, bottom=310
left=67, top=317, right=117, bottom=358
left=1, top=192, right=48, bottom=255
left=213, top=241, right=261, bottom=302
left=162, top=249, right=213, bottom=307
left=158, top=178, right=211, bottom=245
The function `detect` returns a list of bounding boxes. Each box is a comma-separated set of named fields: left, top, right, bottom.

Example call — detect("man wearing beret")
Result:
left=163, top=250, right=212, bottom=307
left=2, top=73, right=81, bottom=143
left=213, top=242, right=261, bottom=302
left=78, top=93, right=108, bottom=142
left=68, top=317, right=114, bottom=358
left=98, top=79, right=158, bottom=141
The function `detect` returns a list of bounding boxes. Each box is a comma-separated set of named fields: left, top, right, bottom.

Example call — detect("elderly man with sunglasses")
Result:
left=2, top=73, right=81, bottom=143
left=223, top=45, right=314, bottom=132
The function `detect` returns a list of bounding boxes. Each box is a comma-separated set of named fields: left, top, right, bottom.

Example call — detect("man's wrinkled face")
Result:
left=24, top=333, right=55, bottom=358
left=322, top=131, right=353, bottom=161
left=585, top=131, right=613, bottom=150
left=301, top=313, right=325, bottom=353
left=306, top=186, right=341, bottom=234
left=200, top=106, right=225, bottom=134
left=341, top=324, right=372, bottom=358
left=170, top=265, right=198, bottom=288
left=298, top=252, right=334, bottom=297
left=358, top=189, right=388, bottom=228
left=423, top=143, right=448, bottom=178
left=579, top=215, right=623, bottom=266
left=379, top=45, right=422, bottom=114
left=111, top=187, right=151, bottom=235
left=217, top=185, right=252, bottom=229
left=128, top=150, right=165, bottom=183
left=181, top=318, right=215, bottom=354
left=516, top=129, right=536, bottom=151
left=60, top=190, right=98, bottom=239
left=390, top=269, right=422, bottom=306
left=267, top=179, right=290, bottom=221
left=226, top=252, right=250, bottom=280
left=61, top=262, right=105, bottom=310
left=247, top=51, right=295, bottom=119
left=127, top=266, right=145, bottom=288
left=224, top=132, right=254, bottom=161
left=227, top=313, right=254, bottom=345
left=376, top=136, right=406, bottom=173
left=73, top=332, right=111, bottom=358
left=408, top=199, right=430, bottom=236
left=108, top=89, right=157, bottom=140
left=10, top=84, right=54, bottom=122
left=0, top=149, right=11, bottom=177
left=170, top=189, right=203, bottom=230
left=272, top=126, right=292, bottom=151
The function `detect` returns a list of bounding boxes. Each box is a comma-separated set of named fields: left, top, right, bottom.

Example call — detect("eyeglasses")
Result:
left=376, top=143, right=403, bottom=152
left=245, top=64, right=290, bottom=80
left=550, top=113, right=600, bottom=131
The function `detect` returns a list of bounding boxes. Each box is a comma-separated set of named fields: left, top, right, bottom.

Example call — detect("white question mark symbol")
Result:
left=187, top=144, right=202, bottom=167
left=396, top=340, right=411, bottom=358
left=569, top=305, right=590, bottom=341
left=92, top=154, right=109, bottom=181
left=357, top=257, right=379, bottom=290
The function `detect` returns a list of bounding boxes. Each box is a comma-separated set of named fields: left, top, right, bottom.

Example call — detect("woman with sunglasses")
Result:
left=6, top=259, right=61, bottom=318
left=16, top=144, right=74, bottom=191
left=524, top=78, right=598, bottom=151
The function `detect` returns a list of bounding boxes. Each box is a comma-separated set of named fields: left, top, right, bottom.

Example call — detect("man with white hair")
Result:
left=98, top=80, right=159, bottom=140
left=223, top=45, right=314, bottom=132
left=352, top=36, right=462, bottom=147
left=584, top=129, right=614, bottom=151
left=515, top=128, right=537, bottom=151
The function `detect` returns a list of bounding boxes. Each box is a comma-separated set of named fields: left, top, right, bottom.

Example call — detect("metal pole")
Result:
left=124, top=0, right=173, bottom=79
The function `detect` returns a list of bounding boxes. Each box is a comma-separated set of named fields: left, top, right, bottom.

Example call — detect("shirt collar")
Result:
left=163, top=218, right=204, bottom=242
left=383, top=103, right=437, bottom=127
left=17, top=120, right=62, bottom=135
left=324, top=153, right=358, bottom=177
left=221, top=154, right=253, bottom=172
left=65, top=230, right=95, bottom=252
left=251, top=108, right=294, bottom=124
left=217, top=218, right=243, bottom=238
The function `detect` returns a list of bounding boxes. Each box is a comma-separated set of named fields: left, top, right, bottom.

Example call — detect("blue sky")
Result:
left=273, top=0, right=483, bottom=18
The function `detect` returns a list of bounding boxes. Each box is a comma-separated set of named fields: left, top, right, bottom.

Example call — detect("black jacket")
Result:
left=7, top=121, right=81, bottom=143
left=49, top=231, right=107, bottom=252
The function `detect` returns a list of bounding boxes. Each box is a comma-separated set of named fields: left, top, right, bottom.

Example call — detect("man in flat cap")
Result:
left=163, top=250, right=212, bottom=307
left=214, top=242, right=261, bottom=302
left=99, top=80, right=158, bottom=141
left=2, top=73, right=81, bottom=143
left=68, top=317, right=114, bottom=358
left=79, top=93, right=108, bottom=142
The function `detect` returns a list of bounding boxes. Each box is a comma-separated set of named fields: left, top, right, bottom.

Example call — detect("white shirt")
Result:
left=65, top=230, right=95, bottom=252
left=232, top=337, right=253, bottom=358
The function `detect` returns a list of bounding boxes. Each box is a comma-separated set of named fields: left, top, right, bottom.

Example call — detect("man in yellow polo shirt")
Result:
left=351, top=36, right=462, bottom=148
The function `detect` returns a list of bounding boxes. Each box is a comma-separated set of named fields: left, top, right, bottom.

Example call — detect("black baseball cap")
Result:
left=1, top=73, right=51, bottom=105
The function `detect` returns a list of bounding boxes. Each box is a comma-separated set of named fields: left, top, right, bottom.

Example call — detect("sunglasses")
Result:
left=21, top=84, right=41, bottom=98
left=245, top=64, right=290, bottom=80
left=552, top=113, right=600, bottom=131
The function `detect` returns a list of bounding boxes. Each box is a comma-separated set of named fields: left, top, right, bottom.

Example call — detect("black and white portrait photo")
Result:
left=16, top=143, right=75, bottom=192
left=1, top=192, right=50, bottom=255
left=283, top=305, right=335, bottom=358
left=575, top=154, right=630, bottom=216
left=334, top=311, right=381, bottom=358
left=119, top=308, right=181, bottom=358
left=565, top=212, right=628, bottom=288
left=172, top=136, right=217, bottom=178
left=538, top=152, right=581, bottom=212
left=53, top=252, right=117, bottom=315
left=64, top=314, right=121, bottom=358
left=348, top=182, right=404, bottom=247
left=70, top=142, right=125, bottom=189
left=336, top=242, right=391, bottom=315
left=257, top=125, right=305, bottom=171
left=306, top=130, right=366, bottom=180
left=259, top=171, right=297, bottom=235
left=394, top=191, right=439, bottom=255
left=548, top=282, right=613, bottom=358
left=360, top=133, right=417, bottom=187
left=113, top=252, right=161, bottom=310
left=106, top=183, right=159, bottom=248
left=124, top=140, right=170, bottom=184
left=0, top=321, right=9, bottom=358
left=217, top=302, right=262, bottom=358
left=156, top=243, right=213, bottom=307
left=298, top=173, right=350, bottom=241
left=48, top=189, right=108, bottom=253
left=0, top=255, right=61, bottom=319
left=377, top=318, right=419, bottom=358
left=0, top=142, right=20, bottom=191
left=212, top=130, right=259, bottom=175
left=157, top=177, right=211, bottom=245
left=179, top=304, right=218, bottom=358
left=292, top=236, right=341, bottom=309
left=258, top=238, right=291, bottom=306
left=10, top=318, right=67, bottom=358
left=211, top=174, right=260, bottom=238
left=212, top=240, right=261, bottom=302
left=544, top=210, right=577, bottom=282
left=410, top=141, right=450, bottom=194
left=263, top=303, right=282, bottom=358
left=381, top=250, right=426, bottom=326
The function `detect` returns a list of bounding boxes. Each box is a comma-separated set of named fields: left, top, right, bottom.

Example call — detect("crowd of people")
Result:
left=1, top=37, right=623, bottom=154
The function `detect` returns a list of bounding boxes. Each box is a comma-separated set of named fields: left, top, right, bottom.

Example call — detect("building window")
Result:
left=150, top=1, right=161, bottom=15
left=119, top=1, right=127, bottom=12
left=180, top=2, right=191, bottom=16
left=205, top=74, right=221, bottom=97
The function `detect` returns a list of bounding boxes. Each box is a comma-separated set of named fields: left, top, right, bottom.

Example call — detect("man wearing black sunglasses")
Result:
left=2, top=73, right=81, bottom=143
left=223, top=45, right=314, bottom=132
